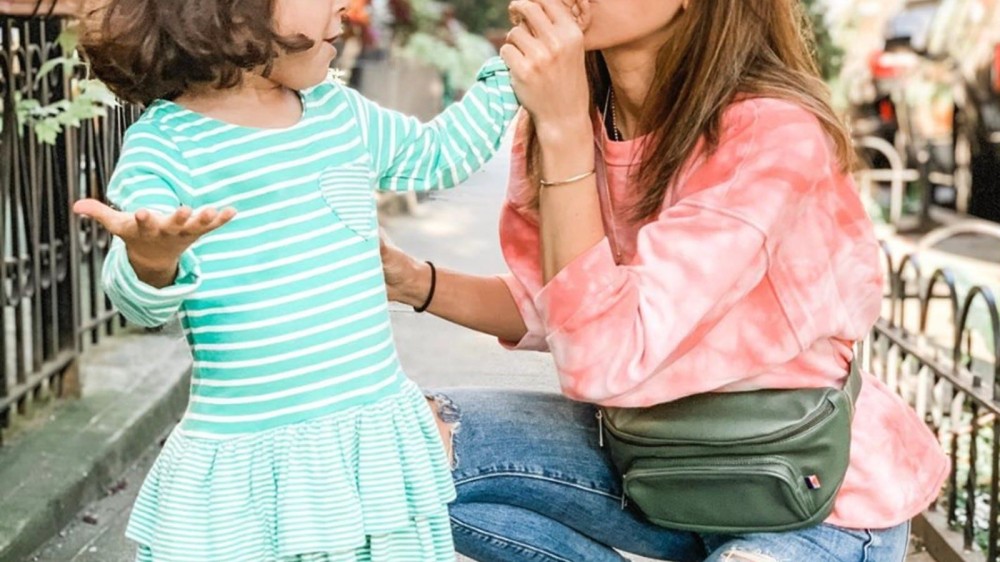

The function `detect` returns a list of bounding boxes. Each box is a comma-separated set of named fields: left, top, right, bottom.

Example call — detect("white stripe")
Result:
left=188, top=247, right=378, bottom=300
left=226, top=190, right=324, bottom=222
left=201, top=208, right=331, bottom=243
left=118, top=188, right=178, bottom=210
left=190, top=122, right=354, bottom=176
left=178, top=370, right=398, bottom=430
left=173, top=116, right=214, bottom=133
left=188, top=304, right=385, bottom=353
left=200, top=173, right=322, bottom=209
left=187, top=284, right=382, bottom=334
left=126, top=132, right=182, bottom=152
left=186, top=367, right=400, bottom=422
left=198, top=223, right=345, bottom=262
left=305, top=87, right=340, bottom=108
left=175, top=123, right=239, bottom=143
left=184, top=268, right=380, bottom=320
left=192, top=327, right=392, bottom=379
left=200, top=239, right=371, bottom=280
left=188, top=139, right=362, bottom=196
left=181, top=105, right=348, bottom=157
left=191, top=336, right=395, bottom=388
left=109, top=161, right=193, bottom=195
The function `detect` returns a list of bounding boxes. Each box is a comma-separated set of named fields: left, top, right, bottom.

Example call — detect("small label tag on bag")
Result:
left=805, top=475, right=822, bottom=490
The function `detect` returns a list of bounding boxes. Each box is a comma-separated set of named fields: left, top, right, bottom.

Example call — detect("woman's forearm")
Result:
left=397, top=262, right=529, bottom=343
left=536, top=124, right=604, bottom=282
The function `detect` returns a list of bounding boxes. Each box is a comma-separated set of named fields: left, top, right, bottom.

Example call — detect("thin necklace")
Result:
left=604, top=88, right=623, bottom=142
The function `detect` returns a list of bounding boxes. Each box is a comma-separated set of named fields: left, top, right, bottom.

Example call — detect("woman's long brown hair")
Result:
left=526, top=0, right=853, bottom=222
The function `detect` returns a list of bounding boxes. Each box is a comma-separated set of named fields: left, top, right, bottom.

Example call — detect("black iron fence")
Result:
left=872, top=239, right=1000, bottom=561
left=1, top=14, right=138, bottom=444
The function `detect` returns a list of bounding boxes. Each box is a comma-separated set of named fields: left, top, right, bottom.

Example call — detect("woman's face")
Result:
left=578, top=0, right=686, bottom=52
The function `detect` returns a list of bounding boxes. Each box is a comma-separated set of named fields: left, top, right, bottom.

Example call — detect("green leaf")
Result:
left=57, top=26, right=81, bottom=54
left=34, top=118, right=62, bottom=145
left=77, top=80, right=119, bottom=108
left=34, top=56, right=80, bottom=88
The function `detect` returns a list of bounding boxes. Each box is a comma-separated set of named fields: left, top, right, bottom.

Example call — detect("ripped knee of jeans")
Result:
left=425, top=392, right=461, bottom=469
left=721, top=549, right=779, bottom=562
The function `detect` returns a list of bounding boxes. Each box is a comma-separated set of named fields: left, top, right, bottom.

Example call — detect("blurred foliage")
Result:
left=396, top=0, right=498, bottom=91
left=803, top=0, right=844, bottom=81
left=441, top=0, right=508, bottom=33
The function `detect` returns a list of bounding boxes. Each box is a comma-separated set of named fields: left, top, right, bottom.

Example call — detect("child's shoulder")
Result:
left=112, top=106, right=187, bottom=183
left=300, top=69, right=359, bottom=111
left=121, top=105, right=182, bottom=152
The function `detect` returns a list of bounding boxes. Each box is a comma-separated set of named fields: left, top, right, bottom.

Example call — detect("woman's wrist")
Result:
left=534, top=117, right=594, bottom=149
left=399, top=259, right=434, bottom=308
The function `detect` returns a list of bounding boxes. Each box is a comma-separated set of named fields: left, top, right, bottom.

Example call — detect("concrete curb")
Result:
left=0, top=325, right=192, bottom=562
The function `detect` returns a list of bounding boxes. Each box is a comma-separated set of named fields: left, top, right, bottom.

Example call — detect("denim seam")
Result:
left=450, top=515, right=577, bottom=562
left=861, top=529, right=875, bottom=562
left=454, top=471, right=622, bottom=501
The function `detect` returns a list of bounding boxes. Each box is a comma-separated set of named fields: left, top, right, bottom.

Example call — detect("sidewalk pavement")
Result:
left=19, top=134, right=959, bottom=561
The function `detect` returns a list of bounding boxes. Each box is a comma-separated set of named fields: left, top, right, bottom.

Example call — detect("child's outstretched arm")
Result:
left=342, top=57, right=519, bottom=192
left=74, top=130, right=234, bottom=327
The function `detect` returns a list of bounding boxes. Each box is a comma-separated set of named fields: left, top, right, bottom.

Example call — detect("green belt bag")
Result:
left=598, top=362, right=862, bottom=534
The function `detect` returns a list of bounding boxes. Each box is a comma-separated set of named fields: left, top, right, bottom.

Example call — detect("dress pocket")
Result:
left=319, top=164, right=377, bottom=239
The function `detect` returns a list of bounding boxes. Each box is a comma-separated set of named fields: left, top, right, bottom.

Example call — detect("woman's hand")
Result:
left=73, top=199, right=235, bottom=288
left=379, top=230, right=431, bottom=306
left=502, top=0, right=591, bottom=143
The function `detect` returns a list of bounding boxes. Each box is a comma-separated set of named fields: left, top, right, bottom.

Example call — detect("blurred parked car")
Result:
left=851, top=0, right=938, bottom=156
left=853, top=0, right=1000, bottom=220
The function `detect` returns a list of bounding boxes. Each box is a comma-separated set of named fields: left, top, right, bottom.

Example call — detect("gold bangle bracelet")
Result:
left=539, top=170, right=596, bottom=188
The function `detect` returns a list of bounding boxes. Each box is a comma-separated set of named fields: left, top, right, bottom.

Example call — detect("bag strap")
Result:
left=844, top=361, right=863, bottom=417
left=845, top=361, right=862, bottom=402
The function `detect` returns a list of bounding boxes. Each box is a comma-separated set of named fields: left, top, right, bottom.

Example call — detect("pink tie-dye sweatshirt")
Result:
left=497, top=98, right=949, bottom=529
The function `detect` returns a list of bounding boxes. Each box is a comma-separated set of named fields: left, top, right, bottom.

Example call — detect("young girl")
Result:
left=73, top=0, right=527, bottom=560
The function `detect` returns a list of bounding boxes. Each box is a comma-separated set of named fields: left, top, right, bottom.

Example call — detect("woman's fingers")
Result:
left=509, top=0, right=555, bottom=38
left=525, top=0, right=576, bottom=27
left=506, top=24, right=547, bottom=61
left=499, top=43, right=529, bottom=77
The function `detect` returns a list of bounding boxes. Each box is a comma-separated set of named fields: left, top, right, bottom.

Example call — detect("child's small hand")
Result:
left=73, top=199, right=236, bottom=287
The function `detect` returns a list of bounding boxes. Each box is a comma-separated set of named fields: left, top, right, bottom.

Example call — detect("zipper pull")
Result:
left=596, top=410, right=604, bottom=448
left=621, top=493, right=628, bottom=509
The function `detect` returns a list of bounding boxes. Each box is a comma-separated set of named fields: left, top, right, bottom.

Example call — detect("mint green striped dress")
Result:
left=101, top=59, right=518, bottom=562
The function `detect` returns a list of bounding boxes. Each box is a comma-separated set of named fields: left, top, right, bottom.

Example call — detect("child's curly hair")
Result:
left=82, top=0, right=314, bottom=105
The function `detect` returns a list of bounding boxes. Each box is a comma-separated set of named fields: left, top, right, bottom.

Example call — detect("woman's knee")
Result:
left=425, top=392, right=462, bottom=468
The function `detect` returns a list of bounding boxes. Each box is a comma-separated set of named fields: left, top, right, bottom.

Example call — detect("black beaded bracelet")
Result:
left=413, top=261, right=437, bottom=313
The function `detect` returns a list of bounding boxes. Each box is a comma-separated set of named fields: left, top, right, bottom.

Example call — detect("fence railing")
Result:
left=1, top=15, right=138, bottom=444
left=872, top=235, right=1000, bottom=561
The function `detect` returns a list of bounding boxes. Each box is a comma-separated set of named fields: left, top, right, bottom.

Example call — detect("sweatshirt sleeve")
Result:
left=101, top=128, right=201, bottom=328
left=342, top=57, right=519, bottom=192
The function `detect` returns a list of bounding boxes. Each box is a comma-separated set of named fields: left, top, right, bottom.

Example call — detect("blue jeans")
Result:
left=436, top=389, right=911, bottom=562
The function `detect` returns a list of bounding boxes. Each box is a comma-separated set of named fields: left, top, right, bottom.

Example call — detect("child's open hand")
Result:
left=73, top=199, right=236, bottom=287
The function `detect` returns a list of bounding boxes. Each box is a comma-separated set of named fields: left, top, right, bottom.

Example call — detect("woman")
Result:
left=386, top=0, right=949, bottom=560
